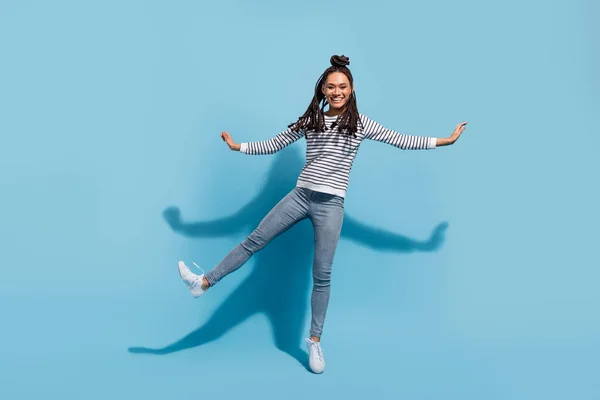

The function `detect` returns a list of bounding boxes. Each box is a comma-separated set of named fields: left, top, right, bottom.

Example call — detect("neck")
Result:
left=324, top=107, right=344, bottom=117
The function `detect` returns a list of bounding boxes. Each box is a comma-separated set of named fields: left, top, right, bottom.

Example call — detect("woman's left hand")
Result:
left=449, top=121, right=468, bottom=144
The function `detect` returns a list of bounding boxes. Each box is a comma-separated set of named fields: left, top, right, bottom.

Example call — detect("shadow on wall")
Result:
left=128, top=146, right=448, bottom=370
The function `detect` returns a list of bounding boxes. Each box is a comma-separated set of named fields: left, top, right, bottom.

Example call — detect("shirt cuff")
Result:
left=240, top=143, right=248, bottom=153
left=428, top=137, right=437, bottom=149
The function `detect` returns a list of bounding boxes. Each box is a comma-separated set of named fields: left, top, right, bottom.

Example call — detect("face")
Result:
left=321, top=71, right=353, bottom=110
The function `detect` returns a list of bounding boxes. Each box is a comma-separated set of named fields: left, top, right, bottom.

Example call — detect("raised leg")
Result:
left=205, top=188, right=310, bottom=286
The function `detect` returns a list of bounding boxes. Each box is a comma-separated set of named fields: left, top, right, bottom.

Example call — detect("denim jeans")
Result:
left=205, top=187, right=345, bottom=338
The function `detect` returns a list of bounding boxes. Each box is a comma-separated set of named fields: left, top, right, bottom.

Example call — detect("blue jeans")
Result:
left=205, top=187, right=345, bottom=338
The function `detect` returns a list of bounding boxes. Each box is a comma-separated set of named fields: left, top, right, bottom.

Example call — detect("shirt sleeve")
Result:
left=361, top=115, right=436, bottom=150
left=239, top=127, right=305, bottom=155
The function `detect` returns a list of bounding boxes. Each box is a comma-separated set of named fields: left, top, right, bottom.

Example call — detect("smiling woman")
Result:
left=288, top=55, right=362, bottom=138
left=177, top=54, right=468, bottom=375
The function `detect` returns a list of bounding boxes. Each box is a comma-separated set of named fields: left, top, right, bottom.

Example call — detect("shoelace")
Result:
left=308, top=340, right=324, bottom=362
left=191, top=261, right=205, bottom=289
left=192, top=261, right=205, bottom=276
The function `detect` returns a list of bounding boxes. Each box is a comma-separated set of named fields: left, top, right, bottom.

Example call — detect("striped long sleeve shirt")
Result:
left=240, top=114, right=437, bottom=198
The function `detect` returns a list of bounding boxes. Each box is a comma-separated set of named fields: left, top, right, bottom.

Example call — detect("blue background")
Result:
left=1, top=0, right=598, bottom=399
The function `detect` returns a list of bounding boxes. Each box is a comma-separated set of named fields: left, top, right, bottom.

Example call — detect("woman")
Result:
left=177, top=54, right=467, bottom=374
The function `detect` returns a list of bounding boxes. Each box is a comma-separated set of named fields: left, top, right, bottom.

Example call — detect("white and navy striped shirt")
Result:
left=240, top=114, right=437, bottom=198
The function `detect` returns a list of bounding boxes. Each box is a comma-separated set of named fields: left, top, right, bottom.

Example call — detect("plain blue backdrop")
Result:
left=1, top=0, right=598, bottom=399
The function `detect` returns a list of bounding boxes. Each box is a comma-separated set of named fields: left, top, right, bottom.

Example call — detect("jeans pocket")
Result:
left=330, top=195, right=344, bottom=209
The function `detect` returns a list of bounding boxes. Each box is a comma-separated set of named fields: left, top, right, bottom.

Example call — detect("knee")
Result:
left=241, top=229, right=266, bottom=254
left=313, top=265, right=332, bottom=288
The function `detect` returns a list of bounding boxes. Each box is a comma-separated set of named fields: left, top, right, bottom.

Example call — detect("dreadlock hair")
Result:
left=288, top=55, right=362, bottom=138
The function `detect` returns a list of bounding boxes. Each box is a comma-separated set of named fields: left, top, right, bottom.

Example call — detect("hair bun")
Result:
left=330, top=55, right=350, bottom=68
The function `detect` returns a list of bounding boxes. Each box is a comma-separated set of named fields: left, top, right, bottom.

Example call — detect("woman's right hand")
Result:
left=220, top=131, right=240, bottom=151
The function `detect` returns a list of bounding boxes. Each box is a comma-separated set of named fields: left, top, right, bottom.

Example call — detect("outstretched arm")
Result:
left=341, top=214, right=448, bottom=252
left=221, top=127, right=305, bottom=155
left=362, top=116, right=467, bottom=149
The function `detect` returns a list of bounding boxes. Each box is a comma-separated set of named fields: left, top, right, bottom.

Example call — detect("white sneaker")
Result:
left=177, top=260, right=206, bottom=298
left=306, top=338, right=325, bottom=374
